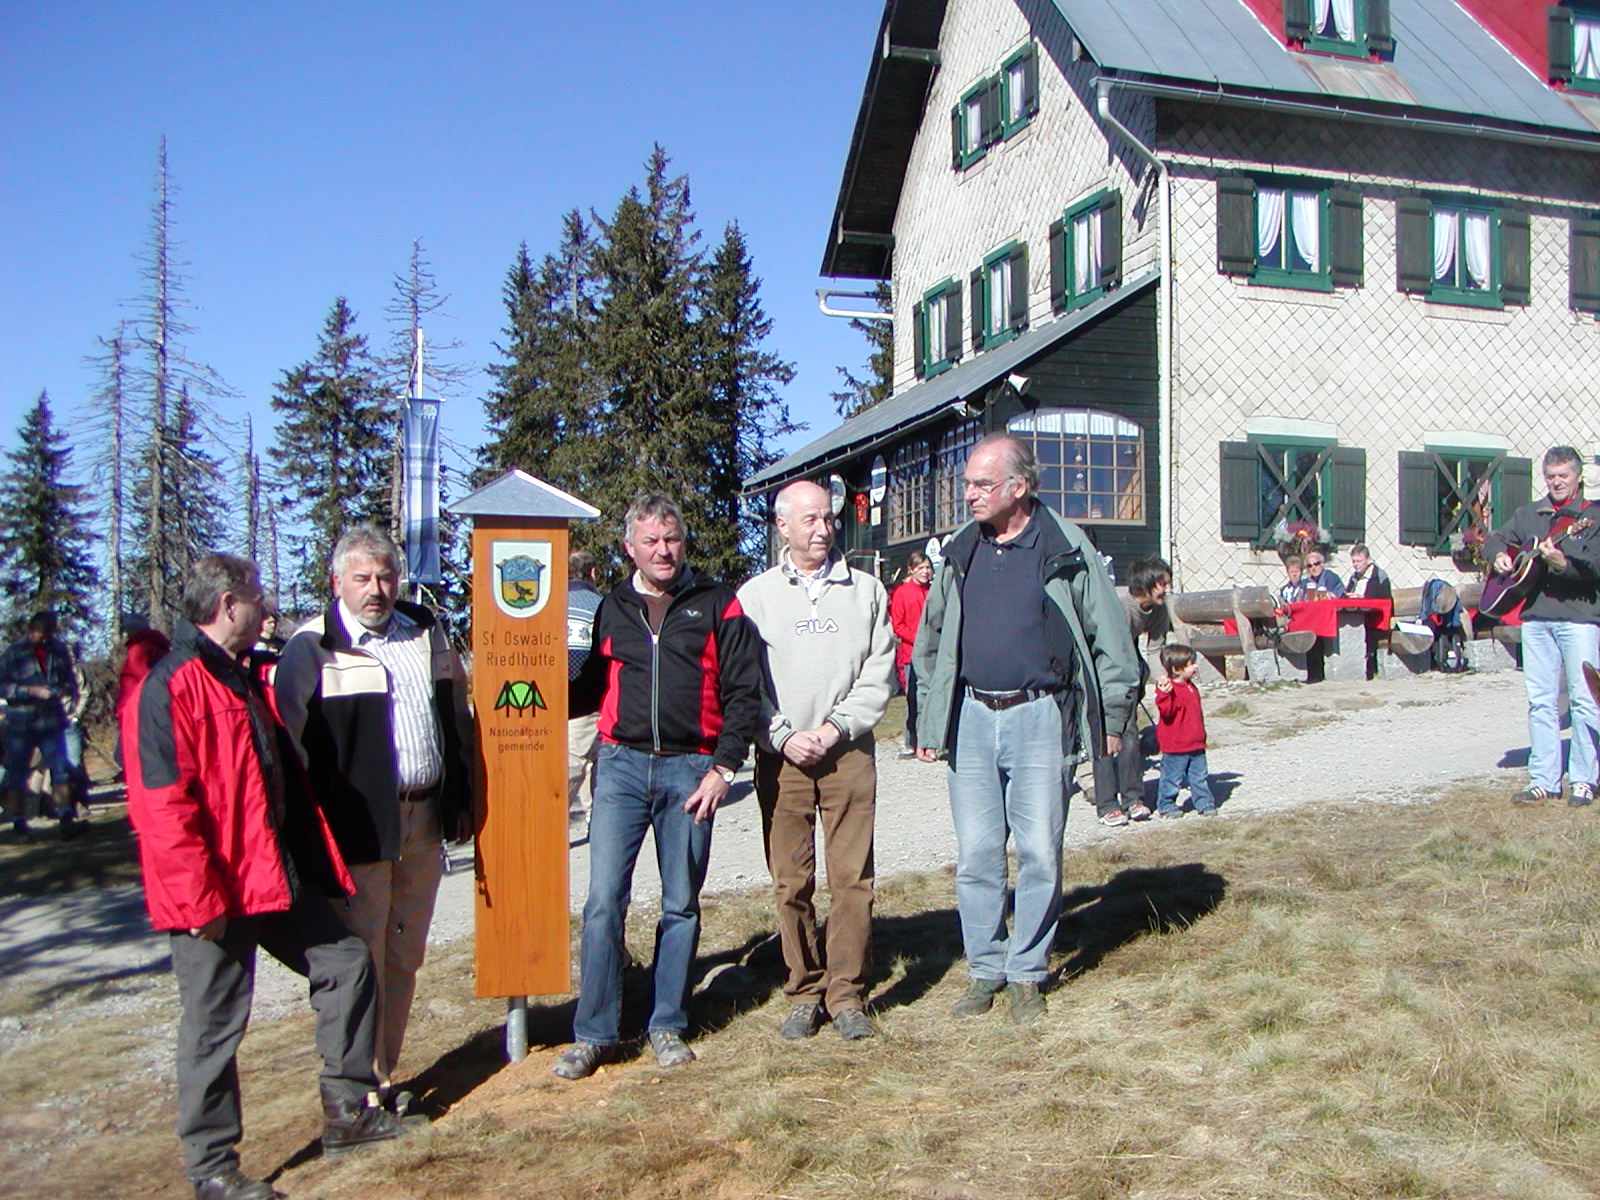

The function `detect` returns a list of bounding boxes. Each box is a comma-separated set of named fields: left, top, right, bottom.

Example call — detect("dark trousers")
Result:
left=1093, top=709, right=1145, bottom=816
left=755, top=742, right=876, bottom=1013
left=169, top=895, right=378, bottom=1180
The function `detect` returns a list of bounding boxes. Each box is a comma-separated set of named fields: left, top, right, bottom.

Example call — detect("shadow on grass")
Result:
left=1052, top=862, right=1227, bottom=986
left=866, top=907, right=963, bottom=1012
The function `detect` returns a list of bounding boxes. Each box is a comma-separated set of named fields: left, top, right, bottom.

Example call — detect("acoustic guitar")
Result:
left=1479, top=517, right=1594, bottom=618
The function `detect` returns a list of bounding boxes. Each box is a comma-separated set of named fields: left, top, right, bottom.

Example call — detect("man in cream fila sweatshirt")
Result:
left=737, top=480, right=897, bottom=1043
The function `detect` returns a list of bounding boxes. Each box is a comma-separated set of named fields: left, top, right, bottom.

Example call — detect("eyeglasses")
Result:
left=1305, top=559, right=1324, bottom=567
left=962, top=475, right=1015, bottom=495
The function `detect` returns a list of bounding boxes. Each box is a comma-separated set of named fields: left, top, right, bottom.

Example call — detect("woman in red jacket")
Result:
left=889, top=552, right=933, bottom=757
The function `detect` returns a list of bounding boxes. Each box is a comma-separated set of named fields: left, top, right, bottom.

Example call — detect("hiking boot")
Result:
left=193, top=1168, right=282, bottom=1200
left=832, top=1007, right=875, bottom=1041
left=648, top=1029, right=695, bottom=1068
left=779, top=1001, right=823, bottom=1040
left=1510, top=785, right=1558, bottom=807
left=551, top=1042, right=608, bottom=1080
left=321, top=1091, right=415, bottom=1157
left=951, top=977, right=1004, bottom=1018
left=1569, top=783, right=1596, bottom=808
left=1005, top=982, right=1047, bottom=1026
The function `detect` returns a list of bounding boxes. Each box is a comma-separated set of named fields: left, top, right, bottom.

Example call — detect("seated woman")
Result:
left=1301, top=552, right=1345, bottom=599
left=1278, top=554, right=1308, bottom=605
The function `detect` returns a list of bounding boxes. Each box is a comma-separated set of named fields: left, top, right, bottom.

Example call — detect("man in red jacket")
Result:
left=124, top=554, right=410, bottom=1200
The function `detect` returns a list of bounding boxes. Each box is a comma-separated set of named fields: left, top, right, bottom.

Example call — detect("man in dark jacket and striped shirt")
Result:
left=276, top=525, right=475, bottom=1100
left=553, top=493, right=763, bottom=1080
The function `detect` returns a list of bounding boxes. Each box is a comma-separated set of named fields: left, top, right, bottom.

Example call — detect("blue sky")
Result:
left=0, top=2, right=884, bottom=487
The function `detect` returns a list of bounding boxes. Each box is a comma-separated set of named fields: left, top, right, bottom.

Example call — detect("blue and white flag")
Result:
left=402, top=396, right=442, bottom=584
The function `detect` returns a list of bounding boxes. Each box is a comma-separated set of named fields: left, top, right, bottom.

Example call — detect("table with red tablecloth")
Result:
left=1282, top=598, right=1393, bottom=636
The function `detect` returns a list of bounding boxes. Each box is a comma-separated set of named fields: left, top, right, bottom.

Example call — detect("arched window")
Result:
left=1007, top=409, right=1145, bottom=524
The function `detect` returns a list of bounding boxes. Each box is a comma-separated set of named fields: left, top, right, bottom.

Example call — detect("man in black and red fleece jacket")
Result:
left=552, top=493, right=762, bottom=1080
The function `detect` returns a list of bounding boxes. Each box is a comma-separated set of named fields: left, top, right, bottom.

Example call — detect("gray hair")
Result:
left=1544, top=445, right=1583, bottom=473
left=974, top=432, right=1040, bottom=496
left=330, top=525, right=402, bottom=577
left=773, top=479, right=830, bottom=523
left=622, top=493, right=687, bottom=544
left=183, top=554, right=261, bottom=625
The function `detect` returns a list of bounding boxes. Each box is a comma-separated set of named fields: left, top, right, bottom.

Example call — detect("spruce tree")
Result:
left=83, top=326, right=131, bottom=644
left=270, top=296, right=394, bottom=600
left=0, top=393, right=99, bottom=633
left=830, top=281, right=893, bottom=417
left=699, top=221, right=799, bottom=578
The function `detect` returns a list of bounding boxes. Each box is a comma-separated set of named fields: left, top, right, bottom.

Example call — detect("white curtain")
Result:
left=1290, top=190, right=1321, bottom=271
left=1257, top=187, right=1285, bottom=262
left=1578, top=17, right=1600, bottom=79
left=1462, top=211, right=1491, bottom=289
left=1073, top=209, right=1099, bottom=294
left=1313, top=0, right=1355, bottom=39
left=1432, top=209, right=1458, bottom=284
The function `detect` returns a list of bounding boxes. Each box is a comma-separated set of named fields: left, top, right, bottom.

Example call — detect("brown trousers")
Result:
left=755, top=740, right=876, bottom=1014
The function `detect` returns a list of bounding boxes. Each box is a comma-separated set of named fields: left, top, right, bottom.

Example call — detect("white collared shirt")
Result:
left=338, top=602, right=443, bottom=791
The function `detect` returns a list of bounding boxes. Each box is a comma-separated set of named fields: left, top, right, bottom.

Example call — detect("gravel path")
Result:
left=0, top=670, right=1539, bottom=1018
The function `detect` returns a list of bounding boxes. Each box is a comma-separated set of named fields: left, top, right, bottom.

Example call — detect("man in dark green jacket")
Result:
left=915, top=434, right=1138, bottom=1023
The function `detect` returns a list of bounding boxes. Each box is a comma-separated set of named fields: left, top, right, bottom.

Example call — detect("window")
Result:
left=887, top=440, right=932, bottom=542
left=932, top=419, right=981, bottom=531
left=1396, top=197, right=1530, bottom=309
left=1009, top=409, right=1145, bottom=525
left=950, top=42, right=1037, bottom=169
left=970, top=241, right=1028, bottom=351
left=951, top=78, right=1000, bottom=169
left=1000, top=44, right=1039, bottom=138
left=1050, top=191, right=1124, bottom=311
left=1285, top=0, right=1394, bottom=58
left=1216, top=177, right=1363, bottom=290
left=1219, top=438, right=1366, bottom=548
left=1399, top=449, right=1532, bottom=555
left=1550, top=6, right=1600, bottom=92
left=912, top=280, right=963, bottom=379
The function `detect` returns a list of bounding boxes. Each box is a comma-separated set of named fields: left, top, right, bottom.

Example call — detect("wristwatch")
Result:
left=714, top=765, right=737, bottom=784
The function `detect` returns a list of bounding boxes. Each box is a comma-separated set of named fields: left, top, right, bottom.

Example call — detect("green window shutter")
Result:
left=1327, top=447, right=1367, bottom=545
left=1049, top=217, right=1067, bottom=313
left=1551, top=6, right=1576, bottom=84
left=1500, top=456, right=1533, bottom=510
left=1220, top=441, right=1262, bottom=542
left=1022, top=47, right=1040, bottom=118
left=1571, top=218, right=1600, bottom=311
left=1367, top=0, right=1394, bottom=54
left=1009, top=245, right=1029, bottom=329
left=913, top=301, right=927, bottom=379
left=970, top=268, right=985, bottom=352
left=1396, top=197, right=1434, bottom=294
left=951, top=104, right=964, bottom=169
left=1285, top=0, right=1314, bottom=41
left=1217, top=176, right=1257, bottom=276
left=1501, top=210, right=1532, bottom=306
left=1397, top=451, right=1439, bottom=545
left=944, top=287, right=963, bottom=363
left=1100, top=192, right=1123, bottom=289
left=1329, top=188, right=1365, bottom=288
left=980, top=78, right=1003, bottom=147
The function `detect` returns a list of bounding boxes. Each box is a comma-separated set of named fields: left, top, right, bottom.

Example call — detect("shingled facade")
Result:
left=749, top=0, right=1600, bottom=592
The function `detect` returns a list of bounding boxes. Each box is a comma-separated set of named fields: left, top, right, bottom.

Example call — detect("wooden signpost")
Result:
left=449, top=469, right=598, bottom=1059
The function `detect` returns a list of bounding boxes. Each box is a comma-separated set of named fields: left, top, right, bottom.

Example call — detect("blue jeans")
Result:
left=947, top=693, right=1068, bottom=984
left=574, top=742, right=715, bottom=1045
left=1521, top=619, right=1600, bottom=792
left=1158, top=751, right=1215, bottom=814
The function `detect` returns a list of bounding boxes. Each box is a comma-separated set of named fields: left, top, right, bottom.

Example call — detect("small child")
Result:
left=1153, top=644, right=1217, bottom=818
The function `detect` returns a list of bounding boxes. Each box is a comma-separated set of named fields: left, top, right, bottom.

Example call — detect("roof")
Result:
left=822, top=0, right=1600, bottom=279
left=448, top=469, right=601, bottom=521
left=1052, top=0, right=1594, bottom=134
left=746, top=270, right=1159, bottom=491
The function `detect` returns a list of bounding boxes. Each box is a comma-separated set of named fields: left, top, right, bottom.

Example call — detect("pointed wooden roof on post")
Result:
left=448, top=468, right=601, bottom=522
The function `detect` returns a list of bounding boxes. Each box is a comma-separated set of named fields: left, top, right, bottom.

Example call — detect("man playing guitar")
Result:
left=1484, top=446, right=1600, bottom=808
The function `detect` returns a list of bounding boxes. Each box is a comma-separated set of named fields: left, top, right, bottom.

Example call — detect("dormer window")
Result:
left=1550, top=5, right=1600, bottom=92
left=1285, top=0, right=1394, bottom=59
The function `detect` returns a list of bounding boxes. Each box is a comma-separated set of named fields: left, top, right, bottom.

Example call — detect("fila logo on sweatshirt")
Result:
left=793, top=618, right=841, bottom=636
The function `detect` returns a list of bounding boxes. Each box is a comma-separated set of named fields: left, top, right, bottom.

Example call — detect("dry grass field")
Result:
left=6, top=780, right=1600, bottom=1199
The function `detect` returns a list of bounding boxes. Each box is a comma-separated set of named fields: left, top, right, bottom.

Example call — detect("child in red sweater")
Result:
left=1153, top=644, right=1216, bottom=818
